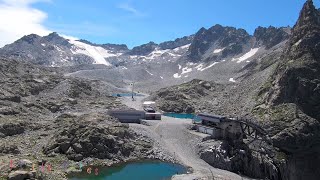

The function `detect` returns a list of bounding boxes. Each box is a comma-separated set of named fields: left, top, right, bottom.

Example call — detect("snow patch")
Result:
left=294, top=39, right=302, bottom=46
left=41, top=43, right=46, bottom=47
left=178, top=64, right=182, bottom=70
left=69, top=40, right=114, bottom=66
left=196, top=62, right=219, bottom=71
left=122, top=67, right=128, bottom=70
left=160, top=76, right=164, bottom=79
left=54, top=45, right=62, bottom=52
left=173, top=73, right=181, bottom=78
left=200, top=62, right=219, bottom=71
left=195, top=64, right=204, bottom=71
left=187, top=62, right=196, bottom=66
left=181, top=67, right=192, bottom=75
left=145, top=69, right=154, bottom=76
left=173, top=44, right=191, bottom=52
left=236, top=48, right=259, bottom=63
left=213, top=48, right=224, bottom=54
left=229, top=78, right=236, bottom=83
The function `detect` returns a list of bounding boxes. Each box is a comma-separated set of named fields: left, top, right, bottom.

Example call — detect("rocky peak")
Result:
left=127, top=41, right=158, bottom=56
left=258, top=0, right=320, bottom=120
left=294, top=0, right=320, bottom=31
left=101, top=43, right=129, bottom=52
left=16, top=34, right=41, bottom=44
left=254, top=26, right=290, bottom=49
left=159, top=35, right=194, bottom=50
left=188, top=24, right=250, bottom=61
left=284, top=0, right=320, bottom=59
left=43, top=32, right=70, bottom=46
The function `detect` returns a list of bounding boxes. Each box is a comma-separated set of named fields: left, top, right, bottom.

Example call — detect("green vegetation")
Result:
left=275, top=151, right=287, bottom=161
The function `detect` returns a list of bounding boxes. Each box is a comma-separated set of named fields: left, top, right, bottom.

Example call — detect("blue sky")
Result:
left=0, top=0, right=319, bottom=48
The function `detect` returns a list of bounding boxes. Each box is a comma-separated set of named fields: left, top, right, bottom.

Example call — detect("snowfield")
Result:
left=69, top=40, right=116, bottom=66
left=236, top=48, right=259, bottom=63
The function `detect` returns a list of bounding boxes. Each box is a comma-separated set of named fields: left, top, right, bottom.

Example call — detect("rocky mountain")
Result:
left=0, top=22, right=291, bottom=95
left=148, top=1, right=320, bottom=180
left=187, top=25, right=251, bottom=62
left=0, top=33, right=194, bottom=68
left=254, top=1, right=320, bottom=179
left=0, top=33, right=95, bottom=66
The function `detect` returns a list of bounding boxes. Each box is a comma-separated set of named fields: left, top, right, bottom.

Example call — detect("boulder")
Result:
left=8, top=171, right=30, bottom=180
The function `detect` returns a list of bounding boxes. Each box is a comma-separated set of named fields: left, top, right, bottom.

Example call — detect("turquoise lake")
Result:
left=68, top=162, right=187, bottom=180
left=163, top=113, right=195, bottom=119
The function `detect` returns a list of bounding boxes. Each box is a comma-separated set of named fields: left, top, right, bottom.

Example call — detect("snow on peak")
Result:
left=69, top=40, right=120, bottom=66
left=236, top=48, right=259, bottom=63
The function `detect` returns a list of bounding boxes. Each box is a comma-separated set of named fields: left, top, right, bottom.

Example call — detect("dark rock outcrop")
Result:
left=254, top=26, right=290, bottom=49
left=199, top=140, right=279, bottom=180
left=127, top=41, right=158, bottom=56
left=159, top=35, right=194, bottom=50
left=0, top=123, right=25, bottom=136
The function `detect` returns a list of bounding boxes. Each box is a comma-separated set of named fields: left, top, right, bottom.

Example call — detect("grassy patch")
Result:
left=275, top=151, right=287, bottom=161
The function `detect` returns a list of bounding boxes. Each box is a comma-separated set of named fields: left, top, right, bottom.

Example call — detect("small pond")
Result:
left=68, top=161, right=187, bottom=180
left=111, top=93, right=145, bottom=97
left=163, top=113, right=195, bottom=119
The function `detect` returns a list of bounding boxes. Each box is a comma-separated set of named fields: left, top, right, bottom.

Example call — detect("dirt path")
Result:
left=121, top=96, right=251, bottom=180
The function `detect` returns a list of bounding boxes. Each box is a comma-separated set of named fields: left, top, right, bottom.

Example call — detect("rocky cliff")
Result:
left=255, top=0, right=320, bottom=179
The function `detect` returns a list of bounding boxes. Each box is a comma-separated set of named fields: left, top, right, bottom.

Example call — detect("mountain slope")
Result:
left=254, top=1, right=320, bottom=179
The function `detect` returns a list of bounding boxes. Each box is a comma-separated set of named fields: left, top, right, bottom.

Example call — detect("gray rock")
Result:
left=8, top=170, right=30, bottom=180
left=74, top=154, right=83, bottom=161
left=59, top=142, right=70, bottom=153
left=72, top=143, right=83, bottom=153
